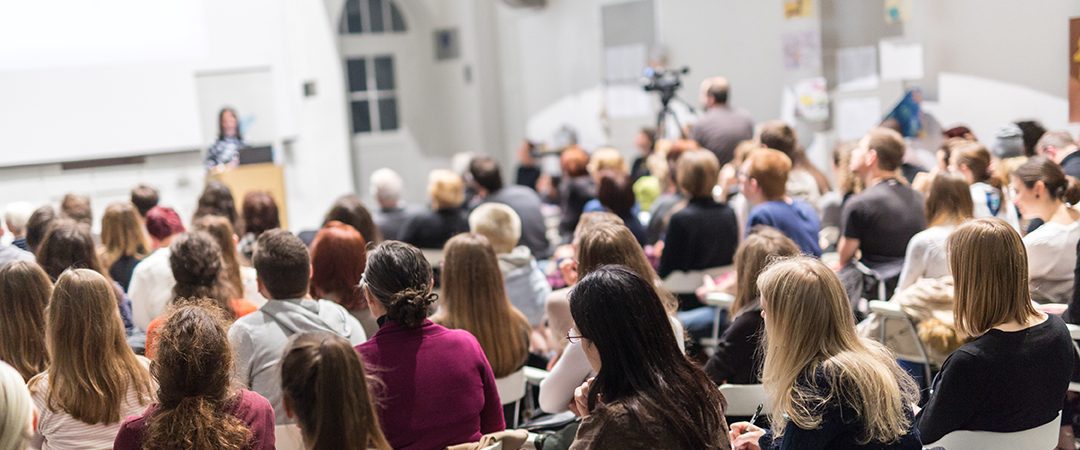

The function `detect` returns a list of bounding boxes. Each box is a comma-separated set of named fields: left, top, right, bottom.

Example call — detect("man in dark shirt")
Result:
left=690, top=77, right=754, bottom=166
left=468, top=156, right=553, bottom=260
left=1036, top=130, right=1080, bottom=179
left=838, top=128, right=926, bottom=272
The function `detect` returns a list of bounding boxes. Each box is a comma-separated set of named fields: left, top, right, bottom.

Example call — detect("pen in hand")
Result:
left=749, top=404, right=763, bottom=426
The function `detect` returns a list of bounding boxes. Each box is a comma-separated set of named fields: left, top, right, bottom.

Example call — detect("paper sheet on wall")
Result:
left=784, top=0, right=813, bottom=19
left=794, top=77, right=829, bottom=122
left=604, top=44, right=647, bottom=83
left=834, top=97, right=882, bottom=141
left=835, top=46, right=879, bottom=91
left=782, top=31, right=822, bottom=71
left=884, top=0, right=910, bottom=24
left=879, top=40, right=923, bottom=81
left=604, top=84, right=652, bottom=119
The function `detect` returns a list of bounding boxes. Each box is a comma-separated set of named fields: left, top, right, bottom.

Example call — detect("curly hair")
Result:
left=144, top=302, right=251, bottom=449
left=169, top=232, right=230, bottom=314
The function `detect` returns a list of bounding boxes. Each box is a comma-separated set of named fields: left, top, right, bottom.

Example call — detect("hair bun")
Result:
left=387, top=288, right=437, bottom=328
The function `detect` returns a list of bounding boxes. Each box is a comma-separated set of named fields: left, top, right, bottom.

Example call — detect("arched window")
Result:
left=341, top=0, right=406, bottom=34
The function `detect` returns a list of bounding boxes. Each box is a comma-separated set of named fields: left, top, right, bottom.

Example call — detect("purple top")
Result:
left=113, top=389, right=275, bottom=450
left=357, top=319, right=505, bottom=450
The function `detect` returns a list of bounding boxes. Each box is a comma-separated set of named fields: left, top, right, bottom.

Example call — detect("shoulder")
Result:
left=236, top=389, right=274, bottom=413
left=114, top=412, right=151, bottom=449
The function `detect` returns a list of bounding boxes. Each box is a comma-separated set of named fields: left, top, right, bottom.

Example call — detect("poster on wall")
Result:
left=794, top=77, right=829, bottom=122
left=883, top=0, right=909, bottom=25
left=1070, top=17, right=1080, bottom=123
left=784, top=0, right=813, bottom=19
left=782, top=30, right=821, bottom=71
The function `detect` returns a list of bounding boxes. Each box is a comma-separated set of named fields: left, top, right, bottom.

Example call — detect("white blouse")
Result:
left=897, top=225, right=956, bottom=292
left=1023, top=220, right=1080, bottom=303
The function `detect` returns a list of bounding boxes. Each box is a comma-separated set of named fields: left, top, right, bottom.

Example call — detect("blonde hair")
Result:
left=99, top=202, right=150, bottom=270
left=0, top=361, right=33, bottom=450
left=731, top=227, right=800, bottom=315
left=0, top=261, right=52, bottom=381
left=427, top=170, right=465, bottom=210
left=30, top=269, right=154, bottom=424
left=758, top=257, right=919, bottom=444
left=468, top=203, right=521, bottom=254
left=577, top=223, right=678, bottom=314
left=948, top=218, right=1038, bottom=336
left=677, top=150, right=720, bottom=198
left=435, top=233, right=530, bottom=378
left=587, top=147, right=628, bottom=176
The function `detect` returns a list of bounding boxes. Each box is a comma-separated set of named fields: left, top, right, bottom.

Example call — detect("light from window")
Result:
left=341, top=0, right=406, bottom=34
left=346, top=55, right=399, bottom=133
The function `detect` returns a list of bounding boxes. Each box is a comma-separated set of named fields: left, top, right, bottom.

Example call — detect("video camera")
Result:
left=642, top=66, right=689, bottom=106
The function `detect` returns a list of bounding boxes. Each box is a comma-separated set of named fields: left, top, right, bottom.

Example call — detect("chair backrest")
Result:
left=421, top=248, right=444, bottom=266
left=1067, top=323, right=1080, bottom=341
left=718, top=384, right=771, bottom=417
left=662, top=266, right=734, bottom=296
left=923, top=411, right=1061, bottom=450
left=274, top=424, right=305, bottom=450
left=495, top=368, right=527, bottom=405
left=703, top=292, right=734, bottom=310
left=866, top=300, right=933, bottom=370
left=481, top=441, right=504, bottom=450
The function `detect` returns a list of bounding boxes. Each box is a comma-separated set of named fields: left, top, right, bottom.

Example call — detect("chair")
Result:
left=922, top=411, right=1061, bottom=450
left=495, top=368, right=527, bottom=428
left=481, top=441, right=503, bottom=450
left=661, top=266, right=734, bottom=296
left=867, top=300, right=934, bottom=387
left=701, top=292, right=735, bottom=354
left=718, top=384, right=770, bottom=417
left=274, top=424, right=305, bottom=450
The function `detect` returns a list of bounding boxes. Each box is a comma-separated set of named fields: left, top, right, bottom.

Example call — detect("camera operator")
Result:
left=690, top=77, right=754, bottom=166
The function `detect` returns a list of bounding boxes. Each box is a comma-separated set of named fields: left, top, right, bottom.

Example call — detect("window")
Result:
left=341, top=0, right=406, bottom=34
left=346, top=55, right=399, bottom=133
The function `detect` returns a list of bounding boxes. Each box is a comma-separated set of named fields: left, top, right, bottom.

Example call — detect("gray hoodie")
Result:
left=228, top=298, right=367, bottom=424
left=498, top=245, right=551, bottom=327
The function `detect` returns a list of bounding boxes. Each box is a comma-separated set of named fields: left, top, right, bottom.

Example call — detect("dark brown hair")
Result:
left=362, top=241, right=436, bottom=329
left=241, top=191, right=280, bottom=236
left=130, top=184, right=159, bottom=217
left=595, top=170, right=635, bottom=217
left=193, top=215, right=245, bottom=300
left=145, top=303, right=252, bottom=449
left=324, top=194, right=383, bottom=243
left=759, top=120, right=797, bottom=156
left=677, top=150, right=720, bottom=199
left=253, top=230, right=310, bottom=300
left=194, top=181, right=238, bottom=228
left=36, top=219, right=108, bottom=282
left=0, top=261, right=51, bottom=381
left=170, top=232, right=231, bottom=313
left=25, top=205, right=56, bottom=254
left=925, top=174, right=974, bottom=227
left=1013, top=156, right=1070, bottom=200
left=280, top=332, right=391, bottom=450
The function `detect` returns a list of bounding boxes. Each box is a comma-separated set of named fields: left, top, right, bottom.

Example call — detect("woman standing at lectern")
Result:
left=205, top=107, right=246, bottom=171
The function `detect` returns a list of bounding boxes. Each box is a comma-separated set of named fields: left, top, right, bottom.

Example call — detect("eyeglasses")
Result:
left=566, top=330, right=584, bottom=344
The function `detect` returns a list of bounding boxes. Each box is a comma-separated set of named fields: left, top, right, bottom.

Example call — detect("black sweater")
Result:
left=915, top=314, right=1075, bottom=444
left=704, top=304, right=764, bottom=385
left=658, top=197, right=738, bottom=278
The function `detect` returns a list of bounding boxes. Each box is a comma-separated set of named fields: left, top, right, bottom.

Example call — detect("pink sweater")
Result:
left=357, top=319, right=505, bottom=449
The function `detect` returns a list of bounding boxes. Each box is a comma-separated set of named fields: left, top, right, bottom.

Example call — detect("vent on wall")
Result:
left=501, top=0, right=546, bottom=9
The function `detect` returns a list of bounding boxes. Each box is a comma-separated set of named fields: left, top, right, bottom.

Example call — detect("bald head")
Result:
left=700, top=76, right=730, bottom=107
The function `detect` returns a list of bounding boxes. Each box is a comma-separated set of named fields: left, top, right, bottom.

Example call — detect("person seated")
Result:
left=948, top=142, right=1019, bottom=229
left=915, top=219, right=1075, bottom=444
left=115, top=304, right=275, bottom=449
left=586, top=170, right=646, bottom=245
left=400, top=169, right=470, bottom=250
left=729, top=257, right=922, bottom=449
left=144, top=231, right=258, bottom=357
left=59, top=193, right=93, bottom=227
left=468, top=204, right=550, bottom=353
left=566, top=266, right=730, bottom=449
left=1011, top=156, right=1080, bottom=303
left=356, top=241, right=504, bottom=449
left=432, top=233, right=531, bottom=380
left=129, top=184, right=159, bottom=220
left=469, top=156, right=553, bottom=259
left=658, top=149, right=739, bottom=278
left=128, top=206, right=185, bottom=330
left=0, top=261, right=51, bottom=381
left=0, top=361, right=34, bottom=450
left=757, top=120, right=829, bottom=205
left=644, top=140, right=695, bottom=246
left=99, top=202, right=151, bottom=292
left=1036, top=130, right=1080, bottom=179
left=280, top=331, right=391, bottom=450
left=3, top=201, right=33, bottom=252
left=837, top=128, right=926, bottom=290
left=237, top=191, right=280, bottom=263
left=192, top=181, right=239, bottom=228
left=369, top=168, right=415, bottom=241
left=309, top=221, right=377, bottom=336
left=896, top=173, right=973, bottom=291
left=631, top=127, right=657, bottom=183
left=739, top=148, right=821, bottom=257
left=703, top=227, right=799, bottom=386
left=29, top=269, right=155, bottom=449
left=557, top=146, right=596, bottom=243
left=298, top=193, right=384, bottom=247
left=228, top=230, right=367, bottom=424
left=194, top=215, right=266, bottom=307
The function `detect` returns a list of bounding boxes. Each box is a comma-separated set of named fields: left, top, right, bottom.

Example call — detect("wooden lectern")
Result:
left=207, top=163, right=288, bottom=229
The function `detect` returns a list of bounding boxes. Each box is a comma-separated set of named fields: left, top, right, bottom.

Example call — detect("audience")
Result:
left=24, top=205, right=56, bottom=255
left=1036, top=130, right=1080, bottom=178
left=193, top=180, right=239, bottom=227
left=239, top=191, right=280, bottom=262
left=128, top=206, right=185, bottom=330
left=0, top=261, right=51, bottom=381
left=589, top=170, right=646, bottom=245
left=369, top=167, right=414, bottom=241
left=129, top=184, right=159, bottom=219
left=691, top=76, right=754, bottom=166
left=729, top=257, right=921, bottom=449
left=0, top=227, right=32, bottom=267
left=631, top=127, right=657, bottom=182
left=29, top=269, right=155, bottom=449
left=703, top=227, right=800, bottom=385
left=0, top=361, right=33, bottom=450
left=318, top=194, right=383, bottom=245
left=915, top=218, right=1074, bottom=444
left=1012, top=156, right=1080, bottom=303
left=400, top=169, right=470, bottom=249
left=469, top=156, right=553, bottom=259
left=433, top=233, right=531, bottom=378
left=896, top=174, right=973, bottom=291
left=59, top=193, right=93, bottom=226
left=644, top=140, right=695, bottom=245
left=658, top=149, right=739, bottom=278
left=356, top=241, right=505, bottom=449
left=115, top=303, right=275, bottom=450
left=558, top=146, right=595, bottom=242
left=567, top=266, right=730, bottom=449
left=280, top=332, right=391, bottom=450
left=949, top=142, right=1019, bottom=228
left=309, top=221, right=376, bottom=336
left=739, top=148, right=822, bottom=257
left=229, top=229, right=366, bottom=424
left=757, top=120, right=828, bottom=204
left=99, top=202, right=150, bottom=292
left=1016, top=120, right=1047, bottom=157
left=194, top=215, right=264, bottom=306
left=3, top=201, right=33, bottom=251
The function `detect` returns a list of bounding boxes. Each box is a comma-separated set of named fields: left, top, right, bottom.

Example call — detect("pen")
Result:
left=749, top=404, right=763, bottom=426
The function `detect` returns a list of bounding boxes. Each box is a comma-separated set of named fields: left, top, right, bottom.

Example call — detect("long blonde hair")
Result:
left=31, top=269, right=154, bottom=424
left=99, top=202, right=150, bottom=270
left=436, top=233, right=530, bottom=378
left=948, top=218, right=1039, bottom=336
left=0, top=261, right=52, bottom=381
left=758, top=257, right=919, bottom=444
left=576, top=223, right=678, bottom=314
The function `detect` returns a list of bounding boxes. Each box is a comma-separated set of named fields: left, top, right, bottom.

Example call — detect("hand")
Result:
left=729, top=421, right=765, bottom=450
left=569, top=377, right=595, bottom=417
left=558, top=258, right=579, bottom=287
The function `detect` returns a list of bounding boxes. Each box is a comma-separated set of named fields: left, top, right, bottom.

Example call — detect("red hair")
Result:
left=145, top=207, right=185, bottom=241
left=309, top=221, right=367, bottom=310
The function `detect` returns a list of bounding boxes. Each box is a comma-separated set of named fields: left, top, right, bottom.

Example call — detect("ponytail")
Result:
left=1064, top=176, right=1080, bottom=206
